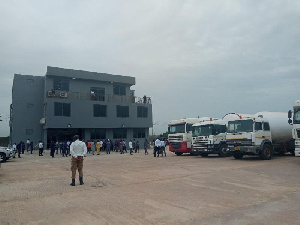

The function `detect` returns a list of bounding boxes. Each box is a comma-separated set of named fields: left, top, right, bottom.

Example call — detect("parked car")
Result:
left=0, top=146, right=15, bottom=162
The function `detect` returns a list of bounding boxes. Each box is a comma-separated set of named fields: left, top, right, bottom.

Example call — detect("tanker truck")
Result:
left=191, top=113, right=254, bottom=157
left=288, top=100, right=300, bottom=156
left=227, top=112, right=294, bottom=160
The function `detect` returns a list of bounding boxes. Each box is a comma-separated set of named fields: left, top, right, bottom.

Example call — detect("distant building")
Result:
left=10, top=66, right=152, bottom=146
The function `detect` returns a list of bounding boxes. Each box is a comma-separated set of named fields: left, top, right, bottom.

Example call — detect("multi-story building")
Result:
left=10, top=66, right=153, bottom=147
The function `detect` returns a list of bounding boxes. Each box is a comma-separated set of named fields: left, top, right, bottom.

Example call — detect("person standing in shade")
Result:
left=144, top=139, right=149, bottom=155
left=136, top=140, right=140, bottom=153
left=70, top=135, right=87, bottom=186
left=55, top=141, right=59, bottom=154
left=62, top=141, right=67, bottom=157
left=50, top=141, right=55, bottom=158
left=96, top=140, right=101, bottom=155
left=21, top=142, right=25, bottom=154
left=91, top=140, right=95, bottom=155
left=26, top=139, right=30, bottom=152
left=129, top=140, right=133, bottom=155
left=12, top=143, right=17, bottom=158
left=30, top=141, right=33, bottom=154
left=38, top=141, right=44, bottom=156
left=106, top=139, right=111, bottom=154
left=16, top=142, right=22, bottom=158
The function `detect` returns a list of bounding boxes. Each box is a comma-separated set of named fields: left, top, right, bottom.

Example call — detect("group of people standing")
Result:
left=154, top=138, right=167, bottom=157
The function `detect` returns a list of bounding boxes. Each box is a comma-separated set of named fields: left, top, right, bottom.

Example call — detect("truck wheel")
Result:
left=218, top=144, right=228, bottom=157
left=176, top=152, right=183, bottom=156
left=259, top=144, right=273, bottom=160
left=0, top=153, right=7, bottom=162
left=200, top=153, right=208, bottom=157
left=233, top=153, right=243, bottom=159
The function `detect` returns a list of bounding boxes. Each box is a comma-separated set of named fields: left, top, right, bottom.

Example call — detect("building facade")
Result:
left=11, top=66, right=153, bottom=147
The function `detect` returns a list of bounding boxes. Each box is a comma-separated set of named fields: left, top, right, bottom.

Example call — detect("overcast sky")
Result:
left=0, top=0, right=299, bottom=136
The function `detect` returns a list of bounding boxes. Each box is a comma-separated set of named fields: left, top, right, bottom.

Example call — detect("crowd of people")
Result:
left=11, top=138, right=169, bottom=158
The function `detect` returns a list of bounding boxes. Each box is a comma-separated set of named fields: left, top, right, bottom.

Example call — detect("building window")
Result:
left=25, top=129, right=33, bottom=135
left=93, top=104, right=107, bottom=117
left=133, top=128, right=146, bottom=138
left=53, top=79, right=69, bottom=91
left=113, top=85, right=126, bottom=96
left=90, top=87, right=105, bottom=101
left=113, top=129, right=127, bottom=139
left=116, top=105, right=129, bottom=118
left=137, top=106, right=148, bottom=118
left=54, top=102, right=71, bottom=117
left=91, top=128, right=106, bottom=140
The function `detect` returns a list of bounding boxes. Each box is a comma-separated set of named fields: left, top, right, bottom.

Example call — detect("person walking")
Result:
left=12, top=143, right=17, bottom=158
left=160, top=139, right=166, bottom=157
left=55, top=141, right=59, bottom=154
left=144, top=139, right=149, bottom=155
left=70, top=135, right=87, bottom=186
left=129, top=140, right=133, bottom=155
left=38, top=141, right=44, bottom=156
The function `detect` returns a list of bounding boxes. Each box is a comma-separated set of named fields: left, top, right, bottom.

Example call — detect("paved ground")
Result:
left=0, top=147, right=299, bottom=225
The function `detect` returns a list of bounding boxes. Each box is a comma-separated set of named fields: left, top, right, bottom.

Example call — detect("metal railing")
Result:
left=46, top=90, right=152, bottom=104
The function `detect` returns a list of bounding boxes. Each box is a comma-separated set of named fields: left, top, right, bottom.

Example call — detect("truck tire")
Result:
left=259, top=144, right=273, bottom=160
left=218, top=144, right=228, bottom=157
left=200, top=153, right=208, bottom=157
left=233, top=152, right=243, bottom=159
left=175, top=152, right=183, bottom=156
left=0, top=153, right=7, bottom=162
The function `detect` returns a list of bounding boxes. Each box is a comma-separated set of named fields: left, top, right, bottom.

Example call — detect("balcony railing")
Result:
left=46, top=90, right=151, bottom=104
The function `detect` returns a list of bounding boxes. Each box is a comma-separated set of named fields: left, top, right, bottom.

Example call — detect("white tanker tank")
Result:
left=227, top=111, right=294, bottom=160
left=254, top=112, right=292, bottom=144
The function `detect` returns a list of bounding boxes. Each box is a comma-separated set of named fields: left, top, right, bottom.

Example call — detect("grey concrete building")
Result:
left=11, top=66, right=152, bottom=147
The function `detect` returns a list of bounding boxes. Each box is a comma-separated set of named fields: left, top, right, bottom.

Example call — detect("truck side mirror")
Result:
left=288, top=118, right=292, bottom=124
left=288, top=110, right=292, bottom=119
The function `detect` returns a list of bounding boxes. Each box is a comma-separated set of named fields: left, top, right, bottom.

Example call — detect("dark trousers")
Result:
left=50, top=149, right=55, bottom=158
left=106, top=146, right=110, bottom=154
left=39, top=148, right=43, bottom=156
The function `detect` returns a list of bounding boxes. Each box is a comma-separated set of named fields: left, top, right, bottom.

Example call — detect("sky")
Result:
left=0, top=0, right=299, bottom=136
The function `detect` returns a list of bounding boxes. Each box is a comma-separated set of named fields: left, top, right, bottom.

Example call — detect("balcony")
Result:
left=46, top=90, right=151, bottom=104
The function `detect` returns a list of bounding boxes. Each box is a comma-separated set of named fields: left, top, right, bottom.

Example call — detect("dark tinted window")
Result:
left=113, top=129, right=127, bottom=139
left=93, top=104, right=107, bottom=117
left=53, top=79, right=69, bottom=91
left=113, top=85, right=126, bottom=95
left=137, top=106, right=148, bottom=118
left=133, top=128, right=146, bottom=138
left=117, top=105, right=129, bottom=118
left=255, top=122, right=262, bottom=130
left=91, top=129, right=106, bottom=139
left=186, top=124, right=193, bottom=132
left=263, top=122, right=270, bottom=131
left=54, top=102, right=71, bottom=117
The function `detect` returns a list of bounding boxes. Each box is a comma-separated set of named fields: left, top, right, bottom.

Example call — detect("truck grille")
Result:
left=171, top=142, right=181, bottom=149
left=226, top=139, right=252, bottom=146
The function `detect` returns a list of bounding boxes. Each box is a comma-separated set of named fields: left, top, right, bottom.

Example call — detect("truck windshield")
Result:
left=294, top=107, right=300, bottom=124
left=168, top=124, right=185, bottom=134
left=228, top=120, right=253, bottom=133
left=192, top=125, right=213, bottom=137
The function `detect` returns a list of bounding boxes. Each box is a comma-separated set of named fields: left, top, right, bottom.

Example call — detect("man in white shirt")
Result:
left=70, top=135, right=87, bottom=186
left=154, top=138, right=161, bottom=157
left=160, top=139, right=166, bottom=157
left=129, top=140, right=133, bottom=155
left=38, top=141, right=44, bottom=156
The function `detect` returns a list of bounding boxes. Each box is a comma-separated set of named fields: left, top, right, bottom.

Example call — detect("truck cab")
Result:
left=192, top=119, right=228, bottom=157
left=227, top=117, right=273, bottom=160
left=288, top=100, right=300, bottom=156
